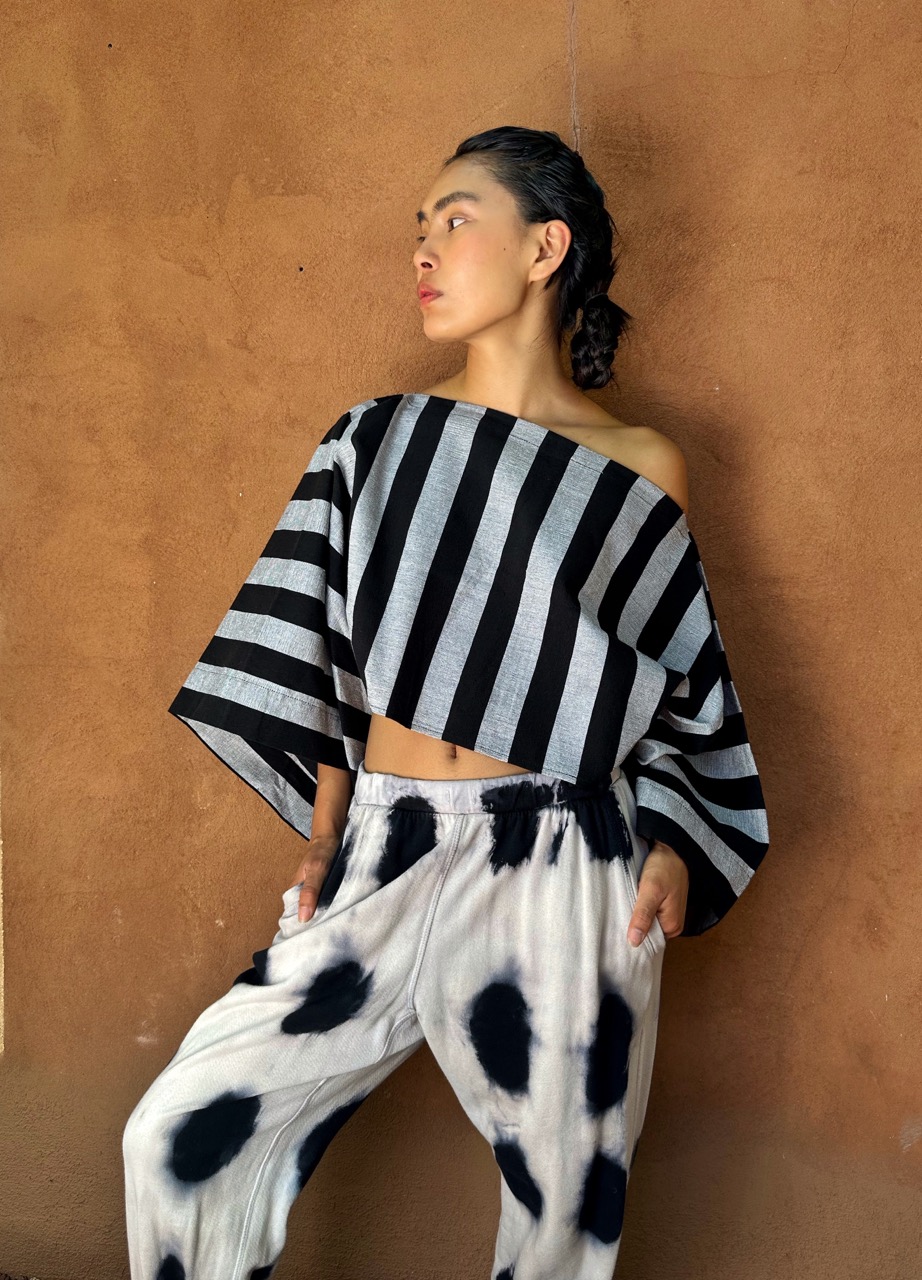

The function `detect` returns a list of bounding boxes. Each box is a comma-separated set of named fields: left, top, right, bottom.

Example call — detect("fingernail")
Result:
left=629, top=927, right=645, bottom=946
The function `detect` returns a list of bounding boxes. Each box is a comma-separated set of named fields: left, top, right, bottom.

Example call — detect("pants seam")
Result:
left=627, top=1016, right=648, bottom=1169
left=229, top=1006, right=420, bottom=1280
left=404, top=815, right=467, bottom=1015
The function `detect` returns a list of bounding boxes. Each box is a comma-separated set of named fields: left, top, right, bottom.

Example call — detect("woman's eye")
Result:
left=416, top=215, right=465, bottom=243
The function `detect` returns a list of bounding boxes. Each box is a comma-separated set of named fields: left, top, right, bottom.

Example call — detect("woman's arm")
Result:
left=311, top=761, right=354, bottom=840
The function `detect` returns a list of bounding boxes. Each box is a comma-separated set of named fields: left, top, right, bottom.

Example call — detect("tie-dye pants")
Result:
left=122, top=759, right=666, bottom=1280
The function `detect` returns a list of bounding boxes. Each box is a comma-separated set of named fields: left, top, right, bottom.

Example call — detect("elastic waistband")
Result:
left=353, top=758, right=621, bottom=814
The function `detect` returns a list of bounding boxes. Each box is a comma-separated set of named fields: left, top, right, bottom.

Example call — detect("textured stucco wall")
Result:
left=2, top=0, right=921, bottom=1275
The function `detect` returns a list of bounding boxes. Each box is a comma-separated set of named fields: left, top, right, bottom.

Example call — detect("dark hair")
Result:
left=443, top=126, right=632, bottom=391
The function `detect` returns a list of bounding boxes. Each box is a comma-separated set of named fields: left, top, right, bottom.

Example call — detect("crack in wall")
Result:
left=567, top=0, right=581, bottom=151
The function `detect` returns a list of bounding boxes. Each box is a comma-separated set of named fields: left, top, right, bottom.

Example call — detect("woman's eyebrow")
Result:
left=416, top=190, right=482, bottom=224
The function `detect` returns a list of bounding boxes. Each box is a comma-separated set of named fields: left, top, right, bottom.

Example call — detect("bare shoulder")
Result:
left=584, top=416, right=689, bottom=515
left=412, top=385, right=690, bottom=514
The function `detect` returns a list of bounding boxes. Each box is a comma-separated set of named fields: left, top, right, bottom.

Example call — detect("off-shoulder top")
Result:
left=168, top=392, right=770, bottom=936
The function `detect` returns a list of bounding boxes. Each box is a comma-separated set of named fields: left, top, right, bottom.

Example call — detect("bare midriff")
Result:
left=362, top=711, right=533, bottom=780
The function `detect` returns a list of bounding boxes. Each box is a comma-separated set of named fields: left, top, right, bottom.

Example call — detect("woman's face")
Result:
left=412, top=157, right=569, bottom=345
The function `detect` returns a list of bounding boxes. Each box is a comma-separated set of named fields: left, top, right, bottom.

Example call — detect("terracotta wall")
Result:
left=2, top=1, right=921, bottom=1275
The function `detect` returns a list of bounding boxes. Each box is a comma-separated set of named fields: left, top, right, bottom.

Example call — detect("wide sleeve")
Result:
left=620, top=527, right=769, bottom=936
left=166, top=411, right=369, bottom=842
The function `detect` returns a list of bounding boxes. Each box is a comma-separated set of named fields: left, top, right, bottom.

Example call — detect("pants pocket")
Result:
left=313, top=825, right=352, bottom=910
left=280, top=815, right=354, bottom=922
left=612, top=788, right=667, bottom=959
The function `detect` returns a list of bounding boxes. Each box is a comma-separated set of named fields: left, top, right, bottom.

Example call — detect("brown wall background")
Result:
left=3, top=1, right=922, bottom=1275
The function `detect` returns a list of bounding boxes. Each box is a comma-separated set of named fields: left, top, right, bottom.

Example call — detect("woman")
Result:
left=123, top=127, right=769, bottom=1280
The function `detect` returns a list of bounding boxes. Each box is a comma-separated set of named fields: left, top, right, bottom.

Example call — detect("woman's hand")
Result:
left=291, top=834, right=342, bottom=923
left=627, top=841, right=689, bottom=946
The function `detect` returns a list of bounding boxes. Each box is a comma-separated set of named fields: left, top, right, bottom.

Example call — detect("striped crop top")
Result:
left=168, top=392, right=770, bottom=936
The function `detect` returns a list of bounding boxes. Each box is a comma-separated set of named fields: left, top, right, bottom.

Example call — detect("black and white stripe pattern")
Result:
left=169, top=392, right=769, bottom=935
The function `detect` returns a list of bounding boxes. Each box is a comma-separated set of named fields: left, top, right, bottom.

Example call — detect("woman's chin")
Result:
left=421, top=319, right=464, bottom=343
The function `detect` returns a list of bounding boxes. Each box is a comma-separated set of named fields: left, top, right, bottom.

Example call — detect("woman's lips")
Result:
left=419, top=290, right=442, bottom=306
